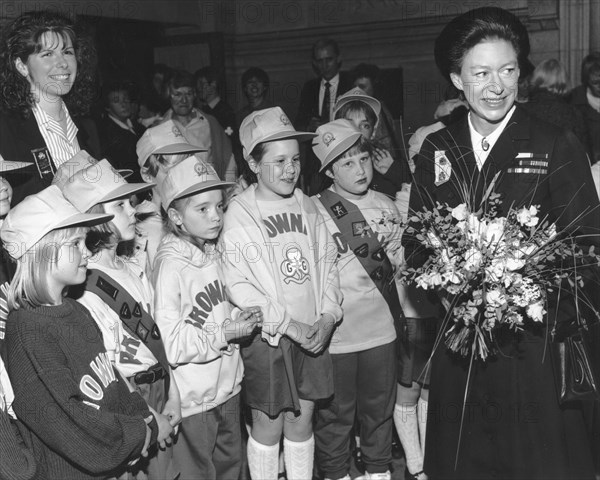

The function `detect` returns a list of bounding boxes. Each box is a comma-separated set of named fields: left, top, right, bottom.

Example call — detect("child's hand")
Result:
left=302, top=314, right=336, bottom=354
left=138, top=415, right=154, bottom=461
left=153, top=411, right=175, bottom=450
left=161, top=396, right=182, bottom=429
left=223, top=307, right=263, bottom=342
left=373, top=148, right=394, bottom=174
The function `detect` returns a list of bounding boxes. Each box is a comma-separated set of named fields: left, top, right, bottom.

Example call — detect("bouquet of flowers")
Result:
left=377, top=187, right=596, bottom=361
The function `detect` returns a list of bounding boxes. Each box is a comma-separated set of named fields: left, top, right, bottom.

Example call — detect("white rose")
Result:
left=452, top=203, right=469, bottom=221
left=505, top=256, right=526, bottom=272
left=516, top=206, right=540, bottom=227
left=485, top=289, right=506, bottom=307
left=527, top=301, right=546, bottom=322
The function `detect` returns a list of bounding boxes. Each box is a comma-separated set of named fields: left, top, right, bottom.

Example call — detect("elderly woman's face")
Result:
left=450, top=39, right=519, bottom=135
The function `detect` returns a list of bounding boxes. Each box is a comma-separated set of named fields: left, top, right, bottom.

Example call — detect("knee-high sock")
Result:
left=283, top=435, right=314, bottom=480
left=247, top=435, right=280, bottom=480
left=393, top=403, right=423, bottom=475
left=417, top=397, right=429, bottom=458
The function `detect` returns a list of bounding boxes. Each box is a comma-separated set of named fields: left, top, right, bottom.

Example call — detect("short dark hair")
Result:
left=434, top=7, right=530, bottom=82
left=194, top=66, right=220, bottom=87
left=327, top=136, right=374, bottom=174
left=0, top=10, right=98, bottom=118
left=312, top=38, right=340, bottom=59
left=351, top=63, right=381, bottom=85
left=102, top=80, right=134, bottom=106
left=241, top=67, right=270, bottom=90
left=168, top=69, right=194, bottom=90
left=334, top=100, right=378, bottom=127
left=581, top=52, right=600, bottom=86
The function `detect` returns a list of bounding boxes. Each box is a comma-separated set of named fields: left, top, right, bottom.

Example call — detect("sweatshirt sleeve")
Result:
left=153, top=259, right=229, bottom=365
left=6, top=313, right=149, bottom=475
left=0, top=410, right=41, bottom=480
left=313, top=209, right=343, bottom=323
left=220, top=224, right=293, bottom=342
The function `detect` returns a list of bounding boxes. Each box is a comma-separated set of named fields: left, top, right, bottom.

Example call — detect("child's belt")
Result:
left=85, top=268, right=170, bottom=394
left=316, top=189, right=402, bottom=321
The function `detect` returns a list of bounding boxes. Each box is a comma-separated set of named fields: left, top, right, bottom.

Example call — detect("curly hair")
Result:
left=0, top=10, right=98, bottom=118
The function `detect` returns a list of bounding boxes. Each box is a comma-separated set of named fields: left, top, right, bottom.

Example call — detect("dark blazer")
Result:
left=410, top=106, right=599, bottom=480
left=98, top=115, right=145, bottom=183
left=0, top=111, right=91, bottom=206
left=295, top=72, right=352, bottom=131
left=570, top=85, right=600, bottom=164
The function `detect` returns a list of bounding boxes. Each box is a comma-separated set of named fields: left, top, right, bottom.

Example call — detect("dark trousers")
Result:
left=173, top=393, right=242, bottom=480
left=315, top=341, right=397, bottom=478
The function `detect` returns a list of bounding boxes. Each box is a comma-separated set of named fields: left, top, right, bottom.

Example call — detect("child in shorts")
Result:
left=220, top=106, right=343, bottom=480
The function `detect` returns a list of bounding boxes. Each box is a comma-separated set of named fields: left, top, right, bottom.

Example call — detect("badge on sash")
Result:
left=434, top=150, right=451, bottom=186
left=330, top=201, right=348, bottom=219
left=31, top=147, right=55, bottom=179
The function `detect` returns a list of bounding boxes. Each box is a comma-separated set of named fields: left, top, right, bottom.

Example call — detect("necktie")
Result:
left=322, top=81, right=331, bottom=122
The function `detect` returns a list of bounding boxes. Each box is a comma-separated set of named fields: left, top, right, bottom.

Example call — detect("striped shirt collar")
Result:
left=31, top=102, right=80, bottom=168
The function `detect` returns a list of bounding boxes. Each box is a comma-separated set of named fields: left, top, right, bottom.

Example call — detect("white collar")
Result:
left=468, top=106, right=516, bottom=169
left=107, top=112, right=135, bottom=132
left=322, top=73, right=339, bottom=87
left=587, top=88, right=600, bottom=113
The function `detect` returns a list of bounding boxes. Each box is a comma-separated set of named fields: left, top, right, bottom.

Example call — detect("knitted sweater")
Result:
left=0, top=357, right=42, bottom=480
left=5, top=298, right=153, bottom=479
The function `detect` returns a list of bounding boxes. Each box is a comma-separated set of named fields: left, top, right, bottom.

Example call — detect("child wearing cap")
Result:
left=1, top=186, right=159, bottom=479
left=152, top=155, right=263, bottom=479
left=312, top=120, right=438, bottom=480
left=311, top=119, right=399, bottom=480
left=0, top=156, right=43, bottom=480
left=0, top=156, right=32, bottom=354
left=334, top=87, right=411, bottom=201
left=59, top=159, right=178, bottom=480
left=135, top=120, right=206, bottom=277
left=220, top=106, right=343, bottom=480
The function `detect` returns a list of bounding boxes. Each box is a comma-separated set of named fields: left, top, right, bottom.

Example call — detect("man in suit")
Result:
left=296, top=38, right=352, bottom=132
left=296, top=38, right=352, bottom=194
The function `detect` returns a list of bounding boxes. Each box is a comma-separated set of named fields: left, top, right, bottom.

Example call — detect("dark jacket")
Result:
left=521, top=89, right=590, bottom=158
left=98, top=115, right=145, bottom=183
left=410, top=106, right=599, bottom=480
left=570, top=85, right=600, bottom=164
left=0, top=111, right=92, bottom=206
left=295, top=72, right=353, bottom=131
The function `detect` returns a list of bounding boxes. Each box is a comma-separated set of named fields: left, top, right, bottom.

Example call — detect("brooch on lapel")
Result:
left=507, top=152, right=549, bottom=174
left=434, top=150, right=452, bottom=186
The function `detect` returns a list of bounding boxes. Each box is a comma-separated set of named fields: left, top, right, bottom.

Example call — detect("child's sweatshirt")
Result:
left=153, top=233, right=243, bottom=418
left=220, top=184, right=343, bottom=346
left=6, top=298, right=154, bottom=479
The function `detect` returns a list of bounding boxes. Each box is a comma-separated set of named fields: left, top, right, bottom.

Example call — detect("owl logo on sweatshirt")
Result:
left=280, top=246, right=310, bottom=284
